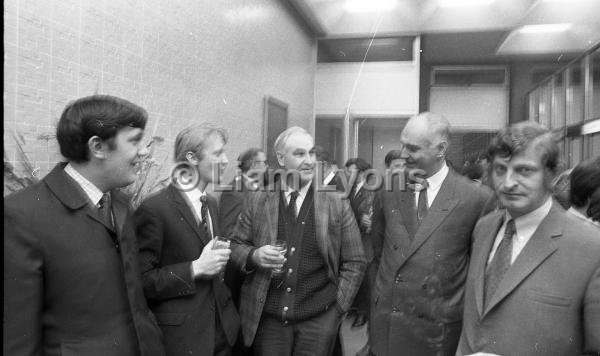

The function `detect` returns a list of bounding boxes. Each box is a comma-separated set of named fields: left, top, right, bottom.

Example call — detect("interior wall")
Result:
left=4, top=0, right=316, bottom=185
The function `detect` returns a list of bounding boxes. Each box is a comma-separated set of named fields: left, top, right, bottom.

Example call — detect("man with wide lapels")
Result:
left=457, top=122, right=600, bottom=356
left=370, top=112, right=495, bottom=356
left=133, top=124, right=240, bottom=355
left=230, top=126, right=366, bottom=356
left=4, top=95, right=165, bottom=356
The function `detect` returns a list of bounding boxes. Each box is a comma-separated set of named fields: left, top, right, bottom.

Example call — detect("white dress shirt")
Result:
left=64, top=163, right=104, bottom=206
left=283, top=181, right=312, bottom=218
left=415, top=162, right=449, bottom=208
left=323, top=171, right=336, bottom=186
left=354, top=180, right=365, bottom=198
left=183, top=188, right=214, bottom=238
left=488, top=197, right=553, bottom=264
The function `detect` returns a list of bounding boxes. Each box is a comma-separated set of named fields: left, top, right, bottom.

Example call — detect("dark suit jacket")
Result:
left=133, top=185, right=240, bottom=356
left=370, top=169, right=495, bottom=356
left=457, top=203, right=600, bottom=356
left=4, top=163, right=165, bottom=356
left=349, top=184, right=375, bottom=262
left=230, top=181, right=367, bottom=346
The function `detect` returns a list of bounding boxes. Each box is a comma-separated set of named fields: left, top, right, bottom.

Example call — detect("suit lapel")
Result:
left=483, top=204, right=563, bottom=316
left=396, top=188, right=417, bottom=240
left=314, top=184, right=330, bottom=264
left=402, top=172, right=460, bottom=264
left=207, top=195, right=220, bottom=238
left=169, top=185, right=211, bottom=245
left=110, top=191, right=129, bottom=236
left=474, top=211, right=505, bottom=317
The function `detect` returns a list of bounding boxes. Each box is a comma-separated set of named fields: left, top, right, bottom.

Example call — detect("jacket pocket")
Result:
left=527, top=289, right=572, bottom=307
left=153, top=312, right=187, bottom=326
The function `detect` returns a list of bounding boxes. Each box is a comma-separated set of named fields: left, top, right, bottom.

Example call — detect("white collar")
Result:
left=323, top=171, right=336, bottom=185
left=283, top=180, right=312, bottom=199
left=64, top=163, right=104, bottom=206
left=507, top=197, right=553, bottom=236
left=184, top=188, right=207, bottom=202
left=425, top=161, right=449, bottom=191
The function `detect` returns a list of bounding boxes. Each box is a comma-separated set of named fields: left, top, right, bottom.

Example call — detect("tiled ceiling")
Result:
left=291, top=0, right=600, bottom=60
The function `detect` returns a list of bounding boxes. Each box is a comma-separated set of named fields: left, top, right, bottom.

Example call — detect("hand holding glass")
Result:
left=271, top=240, right=287, bottom=276
left=212, top=236, right=230, bottom=282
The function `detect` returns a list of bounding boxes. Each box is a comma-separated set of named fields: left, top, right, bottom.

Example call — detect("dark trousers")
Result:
left=253, top=306, right=342, bottom=356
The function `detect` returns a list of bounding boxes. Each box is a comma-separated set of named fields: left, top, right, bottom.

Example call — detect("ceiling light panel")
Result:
left=518, top=23, right=572, bottom=34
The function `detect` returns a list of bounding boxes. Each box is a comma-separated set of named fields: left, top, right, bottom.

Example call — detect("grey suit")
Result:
left=457, top=202, right=600, bottom=356
left=370, top=169, right=494, bottom=356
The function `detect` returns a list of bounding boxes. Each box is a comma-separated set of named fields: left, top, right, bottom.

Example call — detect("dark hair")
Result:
left=569, top=157, right=600, bottom=208
left=384, top=149, right=403, bottom=168
left=345, top=157, right=371, bottom=172
left=587, top=188, right=600, bottom=223
left=313, top=145, right=330, bottom=163
left=487, top=121, right=559, bottom=175
left=56, top=95, right=148, bottom=162
left=463, top=163, right=484, bottom=181
left=238, top=148, right=264, bottom=173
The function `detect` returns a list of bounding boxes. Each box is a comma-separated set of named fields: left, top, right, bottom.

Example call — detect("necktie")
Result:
left=287, top=191, right=299, bottom=221
left=484, top=219, right=516, bottom=307
left=98, top=193, right=115, bottom=230
left=199, top=195, right=213, bottom=238
left=417, top=179, right=429, bottom=225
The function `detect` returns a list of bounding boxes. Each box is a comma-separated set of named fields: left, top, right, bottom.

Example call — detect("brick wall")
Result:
left=4, top=0, right=316, bottom=186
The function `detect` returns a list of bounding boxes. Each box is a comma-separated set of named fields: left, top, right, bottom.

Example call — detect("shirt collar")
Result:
left=507, top=197, right=553, bottom=237
left=355, top=180, right=365, bottom=194
left=64, top=163, right=104, bottom=206
left=283, top=180, right=312, bottom=199
left=425, top=161, right=449, bottom=191
left=323, top=171, right=336, bottom=185
left=184, top=188, right=207, bottom=203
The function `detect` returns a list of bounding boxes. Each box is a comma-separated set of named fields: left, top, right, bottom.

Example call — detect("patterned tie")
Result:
left=417, top=179, right=429, bottom=225
left=484, top=218, right=516, bottom=307
left=287, top=191, right=299, bottom=221
left=98, top=193, right=114, bottom=230
left=199, top=195, right=212, bottom=238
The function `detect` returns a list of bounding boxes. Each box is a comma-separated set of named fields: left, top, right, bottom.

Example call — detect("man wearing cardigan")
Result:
left=230, top=126, right=366, bottom=356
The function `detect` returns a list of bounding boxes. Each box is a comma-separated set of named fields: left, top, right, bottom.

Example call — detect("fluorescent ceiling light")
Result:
left=518, top=23, right=572, bottom=34
left=344, top=0, right=397, bottom=13
left=438, top=0, right=494, bottom=8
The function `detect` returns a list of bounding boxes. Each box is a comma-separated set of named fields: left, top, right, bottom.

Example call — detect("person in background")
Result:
left=370, top=112, right=495, bottom=356
left=133, top=124, right=240, bottom=355
left=568, top=156, right=600, bottom=226
left=230, top=126, right=366, bottom=356
left=457, top=122, right=600, bottom=356
left=384, top=149, right=405, bottom=172
left=220, top=147, right=269, bottom=356
left=552, top=168, right=572, bottom=210
left=4, top=95, right=165, bottom=356
left=314, top=145, right=344, bottom=191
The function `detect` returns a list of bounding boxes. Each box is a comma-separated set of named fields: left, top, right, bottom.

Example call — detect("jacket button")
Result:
left=421, top=284, right=427, bottom=290
left=259, top=298, right=264, bottom=303
left=395, top=275, right=403, bottom=283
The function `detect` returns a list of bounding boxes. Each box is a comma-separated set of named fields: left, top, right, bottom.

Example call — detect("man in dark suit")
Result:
left=219, top=147, right=268, bottom=355
left=133, top=125, right=240, bottom=356
left=314, top=146, right=345, bottom=192
left=4, top=95, right=165, bottom=356
left=457, top=122, right=600, bottom=356
left=370, top=112, right=495, bottom=356
left=230, top=126, right=367, bottom=355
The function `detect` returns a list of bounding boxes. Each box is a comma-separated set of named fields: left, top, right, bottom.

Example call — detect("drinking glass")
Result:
left=272, top=240, right=287, bottom=276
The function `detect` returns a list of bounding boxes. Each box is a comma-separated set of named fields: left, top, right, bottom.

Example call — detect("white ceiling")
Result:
left=293, top=0, right=600, bottom=59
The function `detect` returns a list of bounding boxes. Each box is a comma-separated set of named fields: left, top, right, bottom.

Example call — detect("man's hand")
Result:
left=251, top=245, right=286, bottom=270
left=361, top=213, right=372, bottom=230
left=192, top=239, right=231, bottom=278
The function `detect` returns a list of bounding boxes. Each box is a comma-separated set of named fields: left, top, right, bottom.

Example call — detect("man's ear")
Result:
left=88, top=136, right=107, bottom=159
left=276, top=151, right=285, bottom=167
left=186, top=151, right=199, bottom=165
left=436, top=141, right=449, bottom=158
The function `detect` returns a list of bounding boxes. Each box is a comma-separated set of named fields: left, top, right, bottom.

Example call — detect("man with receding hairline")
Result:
left=230, top=126, right=366, bottom=356
left=370, top=112, right=495, bottom=356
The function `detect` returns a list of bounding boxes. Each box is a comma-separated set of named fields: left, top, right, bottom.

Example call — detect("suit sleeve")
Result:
left=133, top=203, right=197, bottom=301
left=229, top=194, right=257, bottom=273
left=4, top=204, right=43, bottom=356
left=336, top=197, right=367, bottom=312
left=219, top=190, right=243, bottom=238
left=584, top=262, right=600, bottom=354
left=371, top=188, right=385, bottom=272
